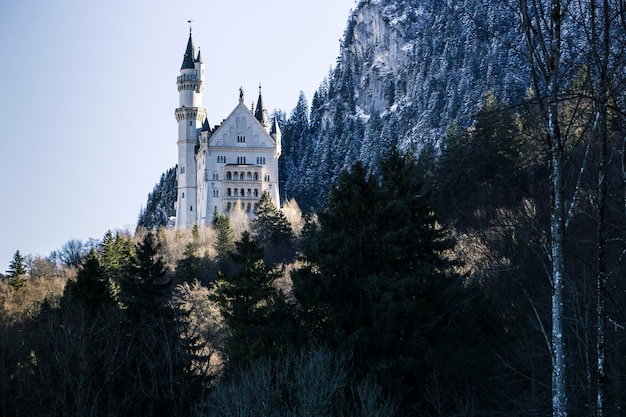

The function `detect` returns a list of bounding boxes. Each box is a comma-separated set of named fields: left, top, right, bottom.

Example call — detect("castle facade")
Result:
left=174, top=31, right=281, bottom=228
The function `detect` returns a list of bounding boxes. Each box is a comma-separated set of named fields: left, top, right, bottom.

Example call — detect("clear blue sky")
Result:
left=0, top=0, right=356, bottom=267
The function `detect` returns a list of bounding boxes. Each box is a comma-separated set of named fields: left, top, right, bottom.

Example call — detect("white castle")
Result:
left=174, top=31, right=281, bottom=228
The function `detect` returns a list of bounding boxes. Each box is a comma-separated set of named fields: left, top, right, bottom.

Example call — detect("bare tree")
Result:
left=517, top=0, right=568, bottom=415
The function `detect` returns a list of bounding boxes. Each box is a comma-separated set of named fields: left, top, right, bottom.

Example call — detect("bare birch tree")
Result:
left=517, top=0, right=568, bottom=415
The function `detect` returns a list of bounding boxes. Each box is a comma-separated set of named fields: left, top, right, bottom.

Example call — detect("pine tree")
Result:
left=251, top=192, right=294, bottom=244
left=63, top=249, right=119, bottom=311
left=211, top=232, right=292, bottom=367
left=293, top=148, right=459, bottom=404
left=6, top=250, right=27, bottom=290
left=121, top=231, right=171, bottom=318
left=212, top=207, right=235, bottom=259
left=99, top=230, right=135, bottom=284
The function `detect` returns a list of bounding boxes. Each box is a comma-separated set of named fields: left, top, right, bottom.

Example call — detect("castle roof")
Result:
left=254, top=85, right=270, bottom=125
left=271, top=118, right=281, bottom=135
left=181, top=33, right=196, bottom=70
left=201, top=117, right=210, bottom=132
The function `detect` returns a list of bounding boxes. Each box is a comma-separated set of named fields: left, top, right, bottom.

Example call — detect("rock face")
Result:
left=279, top=0, right=529, bottom=210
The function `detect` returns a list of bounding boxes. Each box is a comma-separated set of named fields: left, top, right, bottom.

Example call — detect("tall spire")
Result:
left=181, top=25, right=195, bottom=70
left=254, top=83, right=270, bottom=126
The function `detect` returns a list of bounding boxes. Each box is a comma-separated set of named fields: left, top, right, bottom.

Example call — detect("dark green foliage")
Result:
left=211, top=232, right=293, bottom=367
left=6, top=250, right=27, bottom=290
left=437, top=92, right=531, bottom=224
left=212, top=207, right=235, bottom=259
left=99, top=230, right=135, bottom=284
left=251, top=192, right=294, bottom=244
left=63, top=249, right=118, bottom=312
left=121, top=231, right=171, bottom=318
left=293, top=147, right=497, bottom=411
left=176, top=242, right=203, bottom=283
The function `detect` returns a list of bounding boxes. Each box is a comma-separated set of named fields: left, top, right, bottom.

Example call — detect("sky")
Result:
left=0, top=0, right=356, bottom=267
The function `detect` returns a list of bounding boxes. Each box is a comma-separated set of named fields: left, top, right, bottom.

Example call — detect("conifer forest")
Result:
left=3, top=0, right=626, bottom=416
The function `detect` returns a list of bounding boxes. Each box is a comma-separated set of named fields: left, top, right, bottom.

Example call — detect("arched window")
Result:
left=227, top=188, right=232, bottom=196
left=246, top=203, right=251, bottom=213
left=234, top=188, right=238, bottom=196
left=233, top=171, right=238, bottom=179
left=240, top=189, right=245, bottom=197
left=227, top=172, right=232, bottom=180
left=247, top=189, right=251, bottom=196
left=239, top=173, right=244, bottom=180
left=226, top=202, right=231, bottom=212
left=247, top=172, right=252, bottom=180
left=254, top=189, right=259, bottom=197
left=254, top=172, right=259, bottom=180
left=254, top=203, right=259, bottom=213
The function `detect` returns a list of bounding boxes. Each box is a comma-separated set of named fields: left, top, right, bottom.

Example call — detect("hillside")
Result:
left=279, top=0, right=528, bottom=209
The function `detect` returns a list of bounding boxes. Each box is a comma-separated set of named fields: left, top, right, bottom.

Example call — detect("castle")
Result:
left=174, top=31, right=282, bottom=228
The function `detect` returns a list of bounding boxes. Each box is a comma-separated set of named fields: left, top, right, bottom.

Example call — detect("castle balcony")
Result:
left=222, top=164, right=264, bottom=182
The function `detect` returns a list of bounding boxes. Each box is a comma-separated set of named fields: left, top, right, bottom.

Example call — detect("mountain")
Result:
left=279, top=0, right=529, bottom=210
left=142, top=0, right=531, bottom=222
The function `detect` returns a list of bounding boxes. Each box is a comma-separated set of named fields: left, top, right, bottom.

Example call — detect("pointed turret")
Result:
left=201, top=117, right=210, bottom=132
left=254, top=84, right=271, bottom=132
left=181, top=32, right=195, bottom=70
left=271, top=118, right=282, bottom=158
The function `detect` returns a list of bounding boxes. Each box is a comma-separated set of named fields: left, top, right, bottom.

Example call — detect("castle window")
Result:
left=246, top=203, right=251, bottom=213
left=256, top=157, right=266, bottom=164
left=234, top=188, right=238, bottom=196
left=240, top=173, right=244, bottom=180
left=237, top=135, right=246, bottom=143
left=254, top=203, right=259, bottom=213
left=190, top=206, right=193, bottom=211
left=240, top=189, right=245, bottom=197
left=247, top=189, right=251, bottom=196
left=180, top=166, right=185, bottom=174
left=254, top=172, right=259, bottom=181
left=227, top=172, right=232, bottom=180
left=247, top=172, right=252, bottom=180
left=226, top=202, right=231, bottom=212
left=233, top=171, right=239, bottom=179
left=254, top=189, right=259, bottom=197
left=217, top=156, right=227, bottom=163
left=182, top=192, right=185, bottom=198
left=227, top=188, right=232, bottom=196
left=213, top=173, right=219, bottom=180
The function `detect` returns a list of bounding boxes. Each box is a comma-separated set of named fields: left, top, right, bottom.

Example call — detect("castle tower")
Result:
left=174, top=30, right=206, bottom=227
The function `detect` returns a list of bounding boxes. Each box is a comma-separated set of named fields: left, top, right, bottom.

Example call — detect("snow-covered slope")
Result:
left=280, top=0, right=528, bottom=209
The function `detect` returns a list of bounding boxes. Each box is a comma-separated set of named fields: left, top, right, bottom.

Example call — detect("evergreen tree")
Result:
left=211, top=232, right=292, bottom=367
left=176, top=242, right=203, bottom=283
left=6, top=250, right=27, bottom=290
left=63, top=249, right=118, bottom=312
left=121, top=231, right=171, bottom=318
left=99, top=230, right=135, bottom=285
left=293, top=148, right=477, bottom=408
left=251, top=192, right=294, bottom=244
left=212, top=207, right=235, bottom=259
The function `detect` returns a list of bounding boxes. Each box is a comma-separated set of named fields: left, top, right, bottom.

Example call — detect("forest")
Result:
left=3, top=0, right=626, bottom=416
